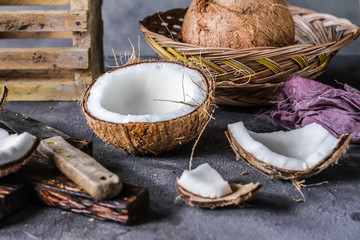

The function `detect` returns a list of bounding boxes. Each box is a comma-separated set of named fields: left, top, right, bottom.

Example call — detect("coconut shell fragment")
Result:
left=225, top=126, right=352, bottom=181
left=0, top=86, right=39, bottom=178
left=0, top=135, right=39, bottom=178
left=0, top=86, right=8, bottom=111
left=176, top=180, right=261, bottom=209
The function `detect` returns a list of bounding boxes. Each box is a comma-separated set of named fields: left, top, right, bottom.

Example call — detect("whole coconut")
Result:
left=182, top=0, right=295, bottom=49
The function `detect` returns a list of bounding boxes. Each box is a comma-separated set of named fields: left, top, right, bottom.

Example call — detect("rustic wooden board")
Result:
left=35, top=183, right=149, bottom=225
left=72, top=0, right=104, bottom=86
left=0, top=139, right=150, bottom=224
left=0, top=0, right=70, bottom=5
left=0, top=47, right=88, bottom=70
left=22, top=155, right=149, bottom=225
left=0, top=176, right=33, bottom=220
left=0, top=70, right=82, bottom=101
left=0, top=0, right=104, bottom=101
left=1, top=79, right=86, bottom=101
left=0, top=32, right=73, bottom=39
left=0, top=10, right=87, bottom=32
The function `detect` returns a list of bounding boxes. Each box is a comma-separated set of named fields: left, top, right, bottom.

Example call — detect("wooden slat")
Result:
left=0, top=47, right=89, bottom=70
left=72, top=0, right=103, bottom=85
left=71, top=0, right=88, bottom=10
left=0, top=10, right=87, bottom=32
left=0, top=32, right=73, bottom=39
left=0, top=69, right=74, bottom=79
left=2, top=79, right=86, bottom=101
left=0, top=0, right=70, bottom=6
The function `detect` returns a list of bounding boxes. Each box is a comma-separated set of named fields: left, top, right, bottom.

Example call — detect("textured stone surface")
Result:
left=0, top=56, right=359, bottom=239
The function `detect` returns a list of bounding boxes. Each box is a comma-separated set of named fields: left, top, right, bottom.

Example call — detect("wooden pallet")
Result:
left=0, top=0, right=104, bottom=101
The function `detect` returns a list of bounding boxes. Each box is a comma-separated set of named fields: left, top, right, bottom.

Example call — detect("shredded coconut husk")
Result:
left=82, top=60, right=215, bottom=155
left=225, top=130, right=352, bottom=180
left=182, top=0, right=295, bottom=49
left=176, top=179, right=261, bottom=209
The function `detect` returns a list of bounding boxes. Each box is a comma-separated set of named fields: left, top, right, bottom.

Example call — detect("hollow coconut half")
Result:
left=0, top=86, right=39, bottom=177
left=82, top=61, right=214, bottom=155
left=226, top=121, right=352, bottom=181
left=175, top=163, right=261, bottom=209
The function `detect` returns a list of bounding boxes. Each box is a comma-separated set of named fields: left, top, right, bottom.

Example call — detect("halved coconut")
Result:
left=176, top=163, right=260, bottom=208
left=82, top=61, right=214, bottom=154
left=226, top=121, right=352, bottom=180
left=0, top=86, right=38, bottom=177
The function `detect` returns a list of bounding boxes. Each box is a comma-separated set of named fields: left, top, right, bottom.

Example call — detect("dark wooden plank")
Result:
left=0, top=137, right=149, bottom=224
left=21, top=161, right=149, bottom=225
left=0, top=176, right=32, bottom=220
left=21, top=139, right=149, bottom=225
left=34, top=183, right=149, bottom=225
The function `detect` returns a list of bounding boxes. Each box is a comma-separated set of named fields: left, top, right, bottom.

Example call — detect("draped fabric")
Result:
left=268, top=75, right=360, bottom=143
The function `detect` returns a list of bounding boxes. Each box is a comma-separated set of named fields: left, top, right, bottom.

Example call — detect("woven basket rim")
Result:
left=140, top=5, right=360, bottom=52
left=139, top=5, right=360, bottom=106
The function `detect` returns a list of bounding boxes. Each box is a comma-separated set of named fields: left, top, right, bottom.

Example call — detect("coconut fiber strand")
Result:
left=268, top=75, right=360, bottom=143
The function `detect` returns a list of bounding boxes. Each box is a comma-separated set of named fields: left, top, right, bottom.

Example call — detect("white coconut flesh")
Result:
left=178, top=163, right=233, bottom=198
left=86, top=62, right=207, bottom=124
left=228, top=122, right=339, bottom=171
left=0, top=128, right=37, bottom=165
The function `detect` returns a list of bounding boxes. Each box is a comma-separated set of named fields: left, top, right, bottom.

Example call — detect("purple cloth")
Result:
left=268, top=75, right=360, bottom=143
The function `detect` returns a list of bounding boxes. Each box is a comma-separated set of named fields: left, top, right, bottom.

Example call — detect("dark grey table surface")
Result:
left=0, top=56, right=359, bottom=240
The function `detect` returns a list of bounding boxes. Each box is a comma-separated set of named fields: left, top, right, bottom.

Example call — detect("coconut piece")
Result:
left=82, top=60, right=214, bottom=155
left=182, top=0, right=295, bottom=49
left=0, top=130, right=38, bottom=178
left=178, top=163, right=232, bottom=198
left=226, top=121, right=352, bottom=180
left=176, top=163, right=261, bottom=208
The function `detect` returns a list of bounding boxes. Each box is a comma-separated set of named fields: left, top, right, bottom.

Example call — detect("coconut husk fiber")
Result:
left=268, top=75, right=360, bottom=143
left=181, top=0, right=295, bottom=49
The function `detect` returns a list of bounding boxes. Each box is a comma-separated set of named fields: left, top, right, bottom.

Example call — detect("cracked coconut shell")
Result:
left=176, top=180, right=261, bottom=209
left=225, top=122, right=352, bottom=181
left=182, top=0, right=295, bottom=49
left=82, top=61, right=214, bottom=155
left=0, top=86, right=39, bottom=178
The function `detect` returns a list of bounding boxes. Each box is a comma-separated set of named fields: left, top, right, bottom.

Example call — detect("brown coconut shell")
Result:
left=0, top=86, right=39, bottom=178
left=0, top=86, right=8, bottom=111
left=225, top=130, right=352, bottom=181
left=82, top=60, right=215, bottom=155
left=182, top=0, right=295, bottom=49
left=176, top=179, right=261, bottom=209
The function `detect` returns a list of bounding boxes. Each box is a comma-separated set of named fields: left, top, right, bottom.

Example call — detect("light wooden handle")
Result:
left=38, top=136, right=122, bottom=200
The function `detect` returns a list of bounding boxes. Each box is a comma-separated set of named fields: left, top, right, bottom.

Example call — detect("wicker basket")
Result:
left=140, top=6, right=360, bottom=106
